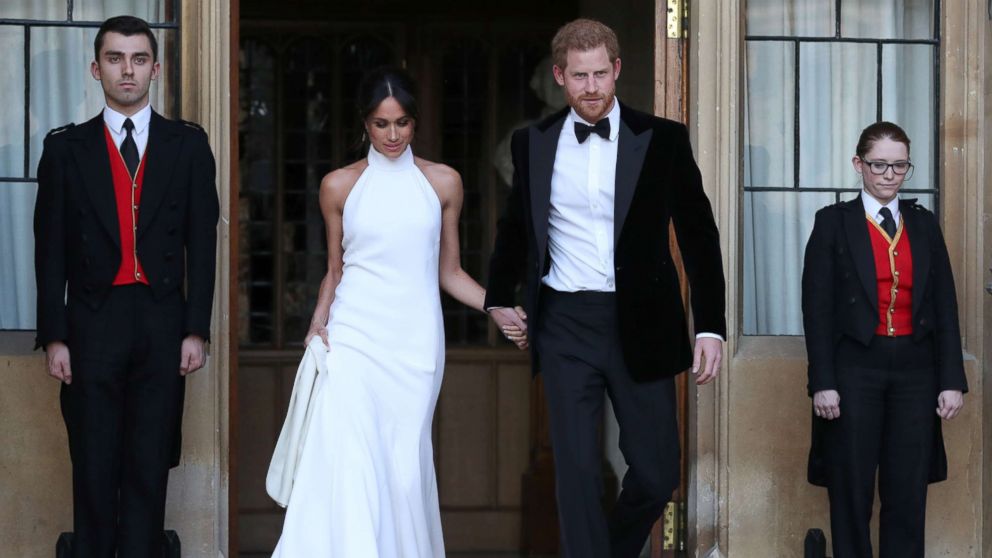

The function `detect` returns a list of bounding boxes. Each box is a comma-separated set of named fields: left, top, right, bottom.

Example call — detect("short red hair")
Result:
left=551, top=18, right=620, bottom=70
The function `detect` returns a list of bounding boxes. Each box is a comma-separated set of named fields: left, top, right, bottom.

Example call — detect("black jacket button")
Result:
left=163, top=277, right=171, bottom=285
left=849, top=296, right=856, bottom=304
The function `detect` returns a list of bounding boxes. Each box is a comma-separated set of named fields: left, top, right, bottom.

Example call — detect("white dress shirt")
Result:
left=539, top=100, right=720, bottom=341
left=861, top=190, right=900, bottom=227
left=103, top=103, right=152, bottom=159
left=542, top=99, right=620, bottom=292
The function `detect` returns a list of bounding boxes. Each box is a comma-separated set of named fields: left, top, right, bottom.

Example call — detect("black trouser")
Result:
left=61, top=285, right=185, bottom=558
left=536, top=288, right=680, bottom=558
left=825, top=336, right=937, bottom=558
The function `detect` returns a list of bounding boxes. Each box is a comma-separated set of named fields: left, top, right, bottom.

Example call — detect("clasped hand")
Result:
left=305, top=309, right=529, bottom=350
left=487, top=306, right=529, bottom=350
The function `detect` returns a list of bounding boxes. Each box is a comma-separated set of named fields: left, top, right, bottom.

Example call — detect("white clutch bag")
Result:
left=266, top=336, right=329, bottom=507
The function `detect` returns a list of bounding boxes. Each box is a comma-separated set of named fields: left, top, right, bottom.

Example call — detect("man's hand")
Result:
left=937, top=390, right=964, bottom=420
left=813, top=389, right=841, bottom=420
left=691, top=336, right=722, bottom=385
left=180, top=335, right=207, bottom=376
left=489, top=306, right=529, bottom=350
left=45, top=341, right=72, bottom=384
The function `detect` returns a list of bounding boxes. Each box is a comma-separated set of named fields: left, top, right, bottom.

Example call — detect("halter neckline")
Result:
left=367, top=145, right=414, bottom=171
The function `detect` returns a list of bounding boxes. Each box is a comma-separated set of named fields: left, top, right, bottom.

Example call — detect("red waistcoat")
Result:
left=867, top=216, right=913, bottom=336
left=104, top=126, right=149, bottom=286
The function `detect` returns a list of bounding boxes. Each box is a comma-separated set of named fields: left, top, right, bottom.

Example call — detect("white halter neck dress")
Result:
left=272, top=146, right=445, bottom=557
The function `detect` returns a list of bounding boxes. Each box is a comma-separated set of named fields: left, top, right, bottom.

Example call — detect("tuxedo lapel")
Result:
left=614, top=114, right=651, bottom=245
left=138, top=112, right=181, bottom=240
left=901, top=200, right=931, bottom=322
left=843, top=196, right=878, bottom=311
left=528, top=115, right=566, bottom=258
left=70, top=114, right=119, bottom=248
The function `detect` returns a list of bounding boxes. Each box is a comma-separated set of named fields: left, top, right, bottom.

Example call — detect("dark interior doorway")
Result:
left=234, top=1, right=664, bottom=555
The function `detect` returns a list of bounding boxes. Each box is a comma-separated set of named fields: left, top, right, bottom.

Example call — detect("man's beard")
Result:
left=568, top=88, right=615, bottom=123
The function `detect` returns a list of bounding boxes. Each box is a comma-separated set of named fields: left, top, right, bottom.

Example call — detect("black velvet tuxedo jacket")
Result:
left=801, top=195, right=967, bottom=396
left=34, top=111, right=219, bottom=349
left=484, top=103, right=726, bottom=381
left=802, top=195, right=967, bottom=486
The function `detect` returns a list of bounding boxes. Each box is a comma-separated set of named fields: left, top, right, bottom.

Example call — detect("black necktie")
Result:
left=879, top=207, right=897, bottom=238
left=574, top=118, right=610, bottom=143
left=120, top=118, right=139, bottom=178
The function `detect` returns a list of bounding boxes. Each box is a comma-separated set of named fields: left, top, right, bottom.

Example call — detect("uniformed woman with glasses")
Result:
left=801, top=121, right=967, bottom=558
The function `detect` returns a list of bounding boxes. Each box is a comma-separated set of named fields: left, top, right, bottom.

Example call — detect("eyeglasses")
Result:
left=860, top=158, right=914, bottom=176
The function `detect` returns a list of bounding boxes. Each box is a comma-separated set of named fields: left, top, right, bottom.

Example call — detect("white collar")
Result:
left=861, top=190, right=900, bottom=223
left=567, top=97, right=621, bottom=142
left=103, top=103, right=152, bottom=135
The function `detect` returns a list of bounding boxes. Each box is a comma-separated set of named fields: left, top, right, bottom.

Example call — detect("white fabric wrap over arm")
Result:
left=266, top=336, right=330, bottom=507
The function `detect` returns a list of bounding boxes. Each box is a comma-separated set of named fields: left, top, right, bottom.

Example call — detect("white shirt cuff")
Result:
left=695, top=332, right=724, bottom=342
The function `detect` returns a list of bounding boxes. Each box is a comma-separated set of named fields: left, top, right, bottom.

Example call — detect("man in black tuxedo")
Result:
left=34, top=16, right=218, bottom=557
left=485, top=19, right=725, bottom=558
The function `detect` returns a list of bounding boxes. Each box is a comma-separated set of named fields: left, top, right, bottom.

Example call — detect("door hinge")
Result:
left=667, top=0, right=688, bottom=40
left=662, top=501, right=679, bottom=549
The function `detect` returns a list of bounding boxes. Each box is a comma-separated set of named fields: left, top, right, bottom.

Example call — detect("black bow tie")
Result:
left=574, top=118, right=610, bottom=143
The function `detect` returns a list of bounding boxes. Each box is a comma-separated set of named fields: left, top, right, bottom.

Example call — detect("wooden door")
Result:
left=651, top=0, right=692, bottom=555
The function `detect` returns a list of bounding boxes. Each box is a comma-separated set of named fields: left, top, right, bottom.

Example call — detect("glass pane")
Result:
left=0, top=27, right=26, bottom=178
left=29, top=26, right=175, bottom=176
left=494, top=48, right=562, bottom=186
left=74, top=0, right=172, bottom=23
left=0, top=182, right=38, bottom=330
left=840, top=0, right=934, bottom=40
left=743, top=190, right=834, bottom=335
left=442, top=39, right=489, bottom=346
left=150, top=28, right=178, bottom=117
left=798, top=42, right=875, bottom=189
left=29, top=27, right=102, bottom=177
left=744, top=41, right=795, bottom=188
left=746, top=0, right=834, bottom=37
left=882, top=44, right=935, bottom=191
left=0, top=1, right=65, bottom=20
left=240, top=38, right=277, bottom=195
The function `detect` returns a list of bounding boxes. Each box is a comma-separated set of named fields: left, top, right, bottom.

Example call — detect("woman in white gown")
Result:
left=271, top=68, right=527, bottom=557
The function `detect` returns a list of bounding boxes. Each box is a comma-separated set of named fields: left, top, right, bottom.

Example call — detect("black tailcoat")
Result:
left=33, top=110, right=218, bottom=555
left=802, top=195, right=967, bottom=486
left=34, top=111, right=218, bottom=348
